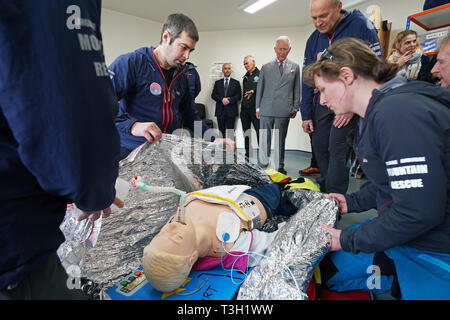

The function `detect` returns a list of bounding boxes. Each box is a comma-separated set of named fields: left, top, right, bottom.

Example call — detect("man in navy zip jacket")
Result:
left=300, top=0, right=382, bottom=194
left=0, top=0, right=121, bottom=299
left=109, top=14, right=235, bottom=159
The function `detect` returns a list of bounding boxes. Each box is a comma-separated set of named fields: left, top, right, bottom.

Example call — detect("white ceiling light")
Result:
left=239, top=0, right=278, bottom=14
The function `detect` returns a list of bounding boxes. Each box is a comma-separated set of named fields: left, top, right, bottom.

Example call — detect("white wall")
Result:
left=101, top=0, right=426, bottom=152
left=101, top=8, right=162, bottom=65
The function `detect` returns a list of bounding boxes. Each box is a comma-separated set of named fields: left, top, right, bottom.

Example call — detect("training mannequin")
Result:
left=142, top=183, right=298, bottom=292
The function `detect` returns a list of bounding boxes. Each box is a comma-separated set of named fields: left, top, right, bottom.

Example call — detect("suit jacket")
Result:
left=211, top=77, right=241, bottom=118
left=255, top=58, right=300, bottom=118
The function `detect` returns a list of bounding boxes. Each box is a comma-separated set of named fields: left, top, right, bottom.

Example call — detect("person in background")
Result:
left=387, top=30, right=430, bottom=80
left=179, top=61, right=201, bottom=129
left=256, top=36, right=301, bottom=175
left=300, top=0, right=381, bottom=194
left=211, top=63, right=241, bottom=139
left=109, top=13, right=235, bottom=160
left=241, top=55, right=261, bottom=159
left=185, top=61, right=201, bottom=102
left=298, top=87, right=320, bottom=177
left=304, top=38, right=450, bottom=300
left=431, top=35, right=450, bottom=88
left=0, top=0, right=123, bottom=299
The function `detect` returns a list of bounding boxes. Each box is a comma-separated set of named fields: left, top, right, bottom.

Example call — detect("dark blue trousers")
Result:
left=244, top=183, right=297, bottom=218
left=312, top=105, right=358, bottom=193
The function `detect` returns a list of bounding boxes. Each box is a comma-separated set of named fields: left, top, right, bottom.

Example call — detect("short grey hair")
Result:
left=439, top=35, right=450, bottom=50
left=275, top=36, right=291, bottom=48
left=332, top=0, right=341, bottom=7
left=244, top=55, right=255, bottom=62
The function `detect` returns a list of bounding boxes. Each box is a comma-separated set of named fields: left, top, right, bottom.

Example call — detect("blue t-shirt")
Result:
left=0, top=0, right=120, bottom=290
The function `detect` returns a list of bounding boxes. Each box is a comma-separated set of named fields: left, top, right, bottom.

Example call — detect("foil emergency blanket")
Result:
left=58, top=134, right=270, bottom=291
left=237, top=189, right=338, bottom=300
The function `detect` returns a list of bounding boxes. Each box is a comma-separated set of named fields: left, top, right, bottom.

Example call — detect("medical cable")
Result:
left=219, top=234, right=305, bottom=300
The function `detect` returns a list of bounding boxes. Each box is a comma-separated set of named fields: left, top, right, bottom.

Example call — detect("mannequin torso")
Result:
left=181, top=194, right=268, bottom=258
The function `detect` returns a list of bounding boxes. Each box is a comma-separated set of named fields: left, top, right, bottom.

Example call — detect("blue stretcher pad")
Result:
left=106, top=266, right=249, bottom=300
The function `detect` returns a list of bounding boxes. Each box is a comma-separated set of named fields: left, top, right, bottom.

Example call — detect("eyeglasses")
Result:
left=320, top=48, right=337, bottom=62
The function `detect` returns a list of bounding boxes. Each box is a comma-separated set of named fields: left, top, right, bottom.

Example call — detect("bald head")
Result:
left=310, top=0, right=343, bottom=36
left=222, top=63, right=232, bottom=77
left=310, top=0, right=340, bottom=6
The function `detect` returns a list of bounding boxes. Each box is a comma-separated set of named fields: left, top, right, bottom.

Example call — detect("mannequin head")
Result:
left=142, top=214, right=199, bottom=292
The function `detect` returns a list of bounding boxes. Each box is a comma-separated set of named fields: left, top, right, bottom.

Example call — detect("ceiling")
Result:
left=102, top=0, right=370, bottom=32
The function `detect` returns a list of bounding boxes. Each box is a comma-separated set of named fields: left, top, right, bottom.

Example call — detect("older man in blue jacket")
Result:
left=300, top=0, right=382, bottom=194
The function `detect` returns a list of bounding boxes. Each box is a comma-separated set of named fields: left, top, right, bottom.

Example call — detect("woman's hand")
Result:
left=327, top=193, right=348, bottom=214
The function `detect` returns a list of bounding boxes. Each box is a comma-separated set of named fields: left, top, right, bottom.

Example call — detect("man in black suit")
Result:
left=211, top=63, right=241, bottom=139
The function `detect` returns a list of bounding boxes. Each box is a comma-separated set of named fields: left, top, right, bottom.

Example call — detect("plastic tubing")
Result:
left=134, top=176, right=187, bottom=223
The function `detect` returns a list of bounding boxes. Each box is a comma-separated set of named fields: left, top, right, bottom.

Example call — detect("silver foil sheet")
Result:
left=237, top=189, right=338, bottom=300
left=58, top=134, right=271, bottom=291
left=58, top=134, right=337, bottom=299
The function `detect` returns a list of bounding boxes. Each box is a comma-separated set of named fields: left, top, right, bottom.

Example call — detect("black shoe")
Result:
left=278, top=167, right=287, bottom=175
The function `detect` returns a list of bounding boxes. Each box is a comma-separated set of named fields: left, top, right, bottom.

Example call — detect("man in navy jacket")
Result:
left=109, top=14, right=235, bottom=159
left=0, top=0, right=121, bottom=299
left=211, top=63, right=242, bottom=138
left=300, top=0, right=381, bottom=194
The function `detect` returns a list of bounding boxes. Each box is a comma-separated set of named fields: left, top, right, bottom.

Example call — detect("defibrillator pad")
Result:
left=236, top=193, right=262, bottom=229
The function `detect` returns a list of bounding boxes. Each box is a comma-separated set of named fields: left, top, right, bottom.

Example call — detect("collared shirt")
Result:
left=276, top=59, right=286, bottom=69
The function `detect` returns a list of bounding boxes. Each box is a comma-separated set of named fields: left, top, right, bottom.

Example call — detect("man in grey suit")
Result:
left=256, top=36, right=301, bottom=174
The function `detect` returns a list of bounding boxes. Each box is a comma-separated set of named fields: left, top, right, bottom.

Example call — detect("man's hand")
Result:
left=302, top=120, right=314, bottom=133
left=244, top=90, right=254, bottom=100
left=327, top=193, right=348, bottom=214
left=256, top=111, right=260, bottom=119
left=290, top=111, right=297, bottom=119
left=131, top=122, right=162, bottom=142
left=214, top=137, right=236, bottom=152
left=333, top=112, right=354, bottom=128
left=222, top=97, right=230, bottom=106
left=319, top=222, right=342, bottom=252
left=78, top=197, right=124, bottom=222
